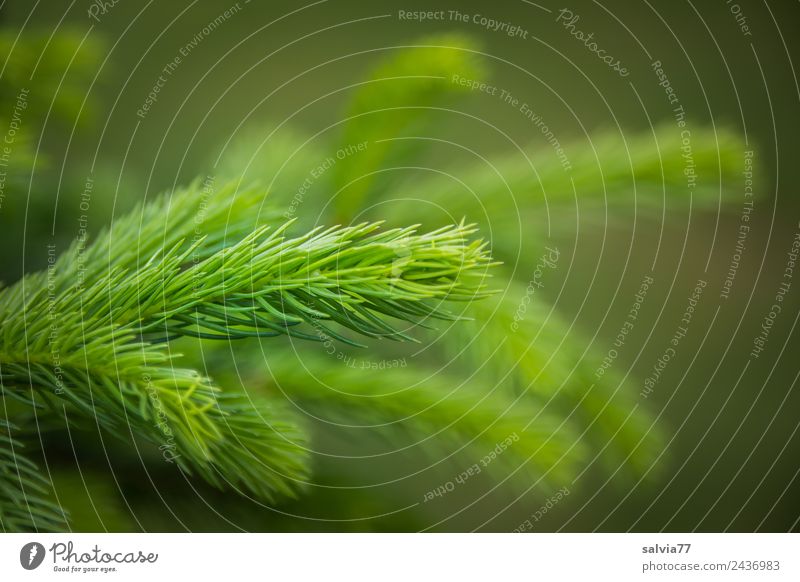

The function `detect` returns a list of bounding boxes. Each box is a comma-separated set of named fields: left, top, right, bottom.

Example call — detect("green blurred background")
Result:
left=1, top=0, right=798, bottom=531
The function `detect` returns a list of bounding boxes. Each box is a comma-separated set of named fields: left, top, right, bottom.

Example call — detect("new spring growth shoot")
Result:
left=0, top=181, right=497, bottom=531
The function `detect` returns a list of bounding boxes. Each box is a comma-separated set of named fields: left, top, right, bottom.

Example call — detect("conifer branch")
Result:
left=332, top=32, right=485, bottom=221
left=0, top=180, right=497, bottom=530
left=0, top=420, right=68, bottom=532
left=437, top=279, right=663, bottom=477
left=372, top=124, right=748, bottom=254
left=261, top=350, right=584, bottom=488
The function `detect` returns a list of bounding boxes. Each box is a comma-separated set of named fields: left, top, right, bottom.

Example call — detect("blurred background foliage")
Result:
left=0, top=0, right=798, bottom=532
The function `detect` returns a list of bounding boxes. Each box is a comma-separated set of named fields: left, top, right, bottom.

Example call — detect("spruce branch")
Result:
left=371, top=124, right=748, bottom=255
left=132, top=220, right=494, bottom=343
left=40, top=183, right=494, bottom=344
left=0, top=180, right=497, bottom=530
left=0, top=420, right=68, bottom=532
left=200, top=41, right=748, bottom=504
left=437, top=279, right=663, bottom=477
left=259, top=350, right=584, bottom=489
left=0, top=334, right=312, bottom=504
left=52, top=181, right=280, bottom=289
left=332, top=32, right=485, bottom=221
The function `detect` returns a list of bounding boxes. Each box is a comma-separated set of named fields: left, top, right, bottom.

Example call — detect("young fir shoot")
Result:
left=0, top=182, right=495, bottom=531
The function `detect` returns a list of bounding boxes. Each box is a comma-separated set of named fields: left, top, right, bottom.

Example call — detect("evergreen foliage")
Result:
left=0, top=420, right=68, bottom=531
left=208, top=35, right=750, bottom=514
left=0, top=177, right=494, bottom=530
left=1, top=30, right=751, bottom=532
